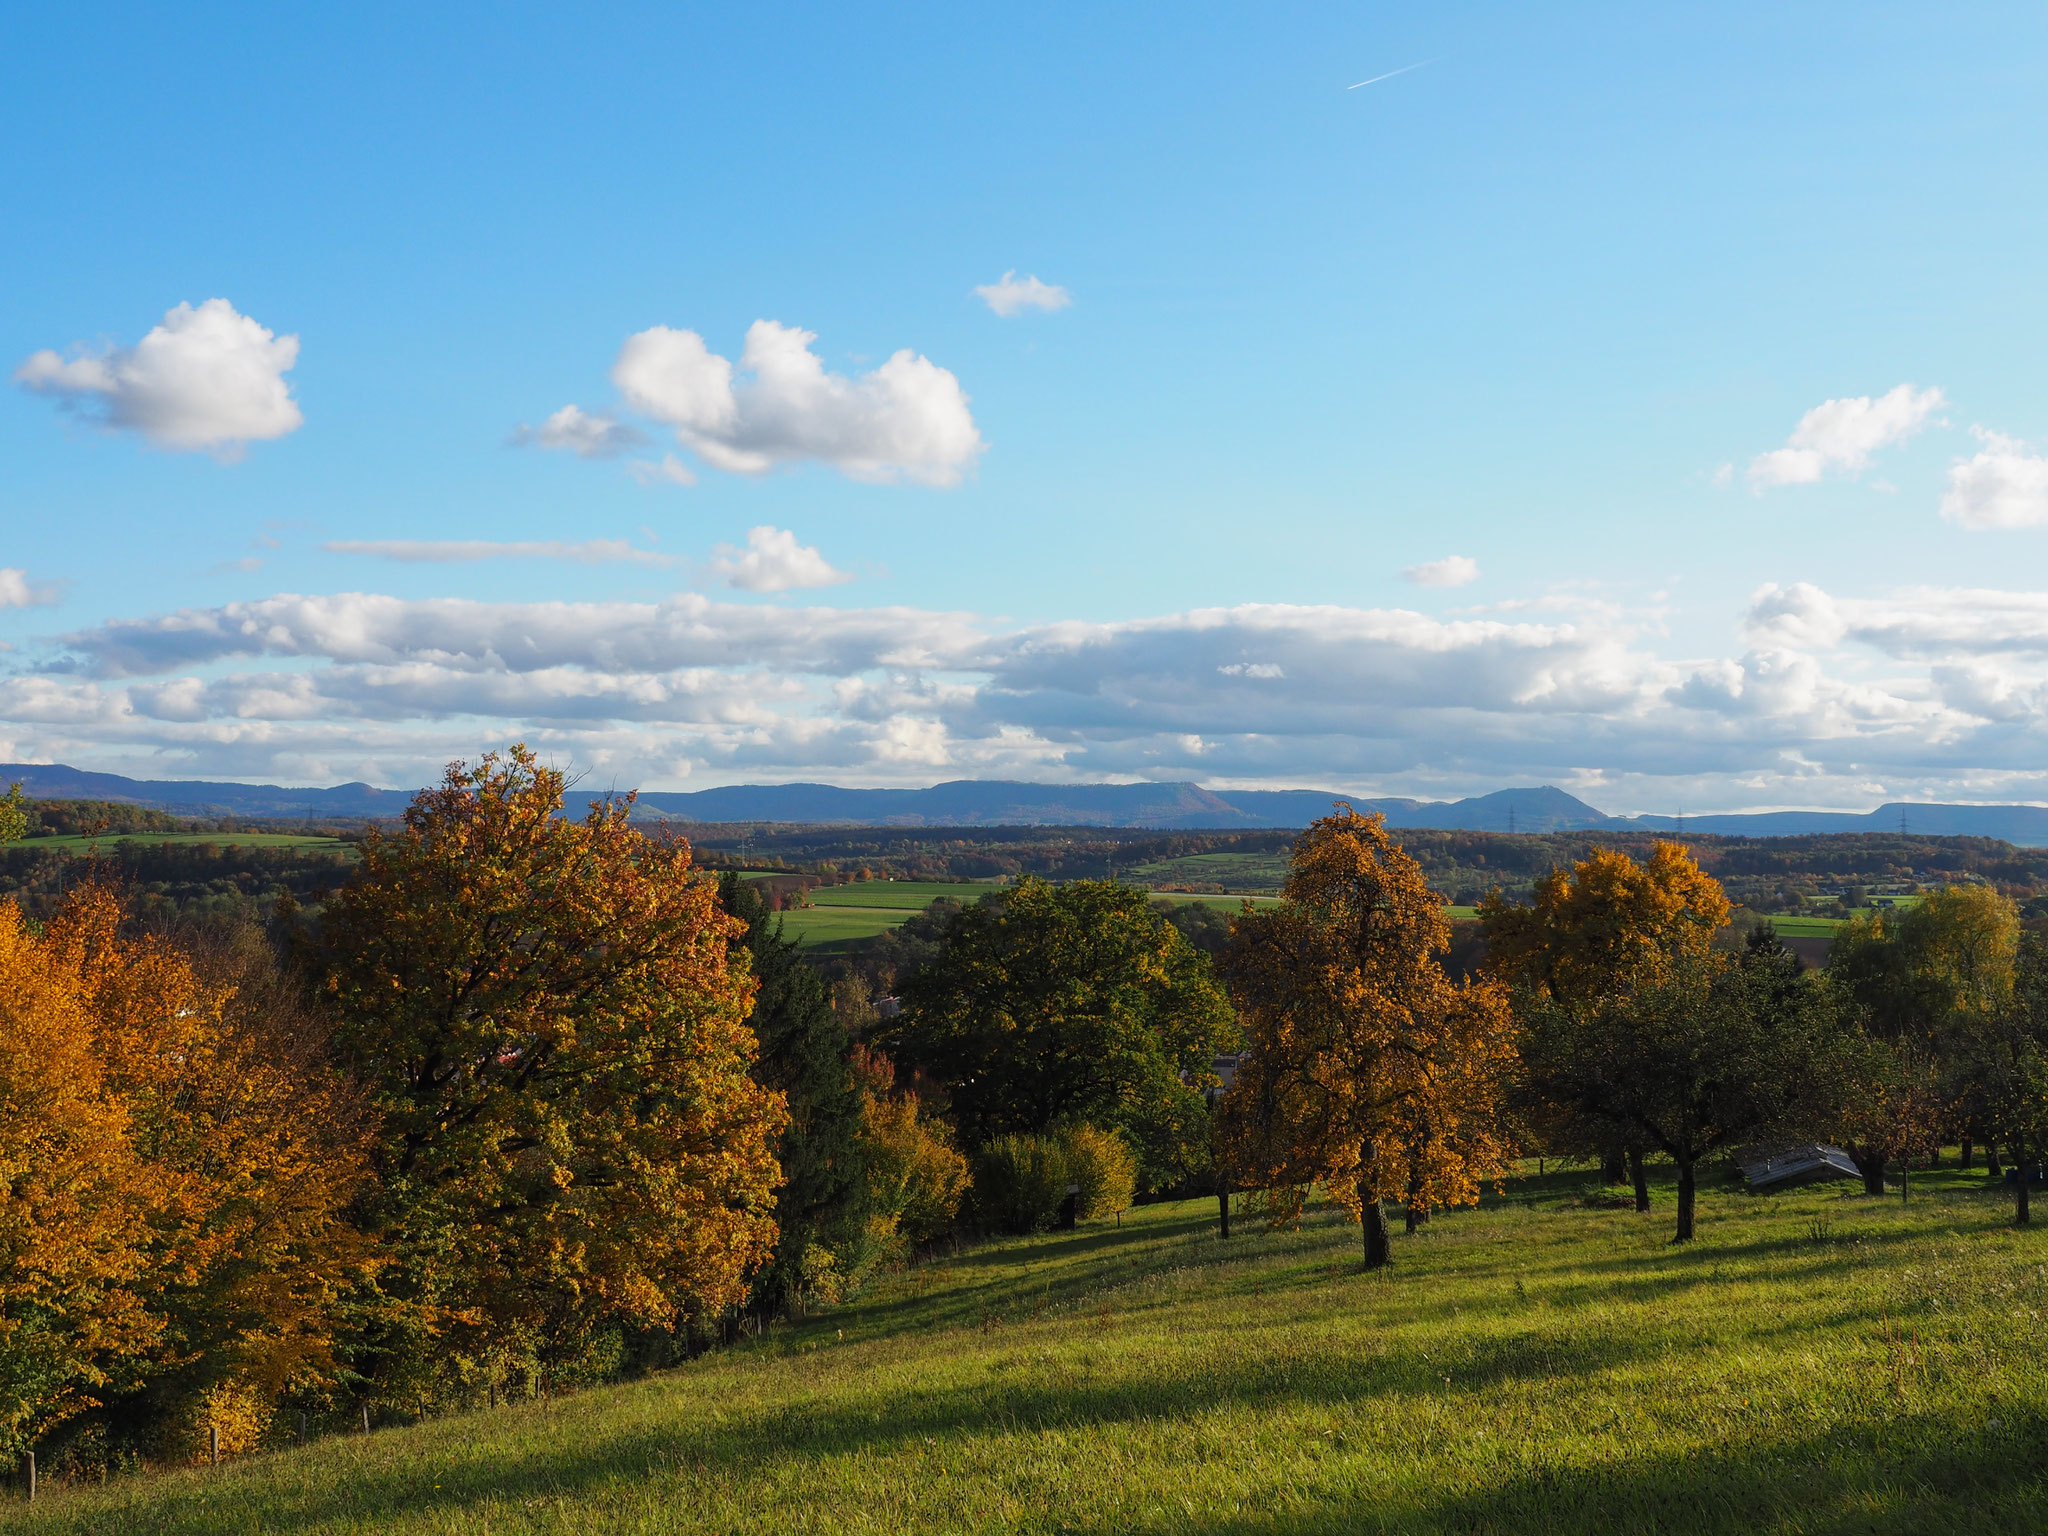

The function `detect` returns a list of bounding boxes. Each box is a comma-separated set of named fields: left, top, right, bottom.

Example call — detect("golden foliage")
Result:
left=0, top=887, right=373, bottom=1461
left=0, top=900, right=155, bottom=1450
left=1480, top=841, right=1730, bottom=1009
left=1060, top=1124, right=1137, bottom=1221
left=852, top=1045, right=968, bottom=1254
left=316, top=746, right=786, bottom=1369
left=1218, top=808, right=1518, bottom=1253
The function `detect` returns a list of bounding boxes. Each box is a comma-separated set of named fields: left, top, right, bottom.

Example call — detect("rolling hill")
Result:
left=9, top=763, right=2048, bottom=843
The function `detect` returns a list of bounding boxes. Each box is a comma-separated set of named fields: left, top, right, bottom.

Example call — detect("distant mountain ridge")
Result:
left=8, top=763, right=2048, bottom=845
left=627, top=781, right=1613, bottom=832
left=0, top=763, right=411, bottom=819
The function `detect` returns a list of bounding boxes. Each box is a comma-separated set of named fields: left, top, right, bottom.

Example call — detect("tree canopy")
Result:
left=1481, top=841, right=1730, bottom=1010
left=884, top=878, right=1235, bottom=1188
left=0, top=887, right=370, bottom=1467
left=314, top=747, right=785, bottom=1390
left=716, top=872, right=864, bottom=1321
left=1218, top=808, right=1518, bottom=1267
left=1521, top=934, right=1852, bottom=1241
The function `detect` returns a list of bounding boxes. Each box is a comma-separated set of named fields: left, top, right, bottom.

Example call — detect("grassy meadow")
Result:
left=770, top=882, right=1283, bottom=950
left=13, top=1162, right=2044, bottom=1535
left=769, top=881, right=1006, bottom=949
left=1755, top=914, right=1850, bottom=939
left=1121, top=850, right=1292, bottom=893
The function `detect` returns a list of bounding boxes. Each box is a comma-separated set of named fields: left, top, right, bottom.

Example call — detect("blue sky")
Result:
left=5, top=3, right=2048, bottom=811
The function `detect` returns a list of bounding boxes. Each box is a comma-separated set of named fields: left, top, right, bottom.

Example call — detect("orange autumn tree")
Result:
left=1480, top=842, right=1731, bottom=1010
left=1480, top=841, right=1730, bottom=1204
left=0, top=898, right=155, bottom=1459
left=1217, top=808, right=1518, bottom=1269
left=0, top=888, right=373, bottom=1468
left=314, top=747, right=785, bottom=1397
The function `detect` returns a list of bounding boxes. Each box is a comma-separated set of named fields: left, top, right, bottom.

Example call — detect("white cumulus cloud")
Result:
left=322, top=539, right=677, bottom=568
left=510, top=404, right=644, bottom=457
left=1402, top=555, right=1480, bottom=588
left=1747, top=384, right=1944, bottom=489
left=973, top=271, right=1071, bottom=317
left=31, top=578, right=2048, bottom=813
left=1741, top=582, right=1848, bottom=650
left=14, top=299, right=303, bottom=457
left=612, top=320, right=984, bottom=486
left=1939, top=428, right=2048, bottom=529
left=708, top=526, right=853, bottom=593
left=0, top=570, right=64, bottom=609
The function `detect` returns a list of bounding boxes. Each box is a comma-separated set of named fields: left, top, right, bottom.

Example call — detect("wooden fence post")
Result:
left=24, top=1451, right=33, bottom=1503
left=361, top=1404, right=371, bottom=1434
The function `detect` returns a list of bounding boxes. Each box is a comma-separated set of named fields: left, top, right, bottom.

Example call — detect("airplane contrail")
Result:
left=1348, top=60, right=1432, bottom=90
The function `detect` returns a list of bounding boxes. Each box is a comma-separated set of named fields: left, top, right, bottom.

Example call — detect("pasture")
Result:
left=12, top=1161, right=2042, bottom=1535
left=771, top=883, right=1282, bottom=949
left=1120, top=849, right=1292, bottom=893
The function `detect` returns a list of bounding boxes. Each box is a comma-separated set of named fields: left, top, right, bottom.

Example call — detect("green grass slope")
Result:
left=12, top=1166, right=2044, bottom=1534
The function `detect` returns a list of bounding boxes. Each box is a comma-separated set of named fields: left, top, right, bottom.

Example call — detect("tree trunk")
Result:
left=1404, top=1162, right=1428, bottom=1233
left=1601, top=1147, right=1627, bottom=1185
left=1673, top=1160, right=1697, bottom=1243
left=1217, top=1184, right=1231, bottom=1240
left=1961, top=1133, right=1974, bottom=1171
left=1628, top=1146, right=1650, bottom=1212
left=2018, top=1135, right=2032, bottom=1228
left=1848, top=1143, right=1888, bottom=1196
left=1362, top=1199, right=1393, bottom=1268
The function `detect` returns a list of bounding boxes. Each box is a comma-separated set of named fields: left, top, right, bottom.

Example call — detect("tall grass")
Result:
left=6, top=1161, right=2044, bottom=1534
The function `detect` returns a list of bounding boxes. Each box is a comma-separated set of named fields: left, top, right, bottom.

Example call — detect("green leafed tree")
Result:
left=1983, top=933, right=2048, bottom=1225
left=0, top=783, right=26, bottom=846
left=883, top=878, right=1236, bottom=1190
left=716, top=872, right=866, bottom=1321
left=1522, top=937, right=1853, bottom=1242
left=1827, top=885, right=2018, bottom=1173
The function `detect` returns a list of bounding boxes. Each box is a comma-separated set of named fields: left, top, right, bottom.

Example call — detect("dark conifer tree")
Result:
left=718, top=873, right=864, bottom=1320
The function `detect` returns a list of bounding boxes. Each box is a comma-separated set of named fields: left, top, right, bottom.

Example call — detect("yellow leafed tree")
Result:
left=0, top=901, right=156, bottom=1457
left=1218, top=808, right=1518, bottom=1268
left=1480, top=841, right=1730, bottom=1009
left=0, top=888, right=374, bottom=1468
left=314, top=747, right=786, bottom=1393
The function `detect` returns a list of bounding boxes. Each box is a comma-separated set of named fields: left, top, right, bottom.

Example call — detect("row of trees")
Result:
left=7, top=757, right=2046, bottom=1474
left=1207, top=810, right=2048, bottom=1261
left=0, top=752, right=968, bottom=1474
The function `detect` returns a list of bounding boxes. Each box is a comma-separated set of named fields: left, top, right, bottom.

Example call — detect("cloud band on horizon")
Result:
left=13, top=577, right=2048, bottom=815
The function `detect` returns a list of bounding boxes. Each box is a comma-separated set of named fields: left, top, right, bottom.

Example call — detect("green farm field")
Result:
left=14, top=1163, right=2043, bottom=1535
left=1121, top=850, right=1291, bottom=892
left=1757, top=914, right=1851, bottom=939
left=771, top=884, right=1281, bottom=949
left=806, top=881, right=1008, bottom=911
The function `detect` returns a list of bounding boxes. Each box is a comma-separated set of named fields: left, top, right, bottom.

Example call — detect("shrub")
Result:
left=1059, top=1124, right=1136, bottom=1221
left=972, top=1135, right=1073, bottom=1234
left=971, top=1125, right=1136, bottom=1233
left=854, top=1045, right=970, bottom=1260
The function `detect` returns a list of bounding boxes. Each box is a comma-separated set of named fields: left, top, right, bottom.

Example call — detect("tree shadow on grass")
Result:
left=1059, top=1406, right=2048, bottom=1536
left=31, top=1314, right=1677, bottom=1534
left=842, top=1214, right=1332, bottom=1337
